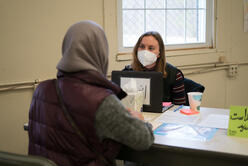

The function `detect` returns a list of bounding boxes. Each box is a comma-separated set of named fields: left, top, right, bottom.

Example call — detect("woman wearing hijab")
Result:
left=28, top=20, right=154, bottom=166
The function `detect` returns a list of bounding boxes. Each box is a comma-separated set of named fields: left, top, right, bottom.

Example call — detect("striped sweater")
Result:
left=170, top=71, right=186, bottom=105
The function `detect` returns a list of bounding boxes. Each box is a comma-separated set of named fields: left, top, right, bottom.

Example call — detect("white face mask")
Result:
left=137, top=50, right=157, bottom=67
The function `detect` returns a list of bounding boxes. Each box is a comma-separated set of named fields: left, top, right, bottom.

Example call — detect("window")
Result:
left=118, top=0, right=214, bottom=52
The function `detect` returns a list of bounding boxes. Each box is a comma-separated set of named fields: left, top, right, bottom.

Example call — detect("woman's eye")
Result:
left=139, top=45, right=145, bottom=49
left=149, top=47, right=155, bottom=51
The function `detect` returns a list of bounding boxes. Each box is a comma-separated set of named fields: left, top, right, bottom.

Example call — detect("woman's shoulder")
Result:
left=166, top=62, right=178, bottom=71
left=166, top=62, right=184, bottom=76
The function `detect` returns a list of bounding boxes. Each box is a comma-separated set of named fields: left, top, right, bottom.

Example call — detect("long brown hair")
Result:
left=131, top=31, right=167, bottom=77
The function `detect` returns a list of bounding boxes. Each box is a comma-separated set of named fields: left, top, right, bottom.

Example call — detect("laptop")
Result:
left=111, top=70, right=163, bottom=113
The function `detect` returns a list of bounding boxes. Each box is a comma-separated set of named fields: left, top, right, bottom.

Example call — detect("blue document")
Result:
left=154, top=123, right=218, bottom=141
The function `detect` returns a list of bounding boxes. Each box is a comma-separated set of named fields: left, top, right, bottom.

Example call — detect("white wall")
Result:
left=0, top=0, right=104, bottom=154
left=0, top=0, right=247, bottom=155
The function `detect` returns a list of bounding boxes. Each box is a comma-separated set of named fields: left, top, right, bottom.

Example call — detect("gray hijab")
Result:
left=56, top=20, right=109, bottom=76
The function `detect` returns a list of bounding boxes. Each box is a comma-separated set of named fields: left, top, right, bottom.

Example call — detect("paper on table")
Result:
left=142, top=112, right=163, bottom=130
left=143, top=112, right=163, bottom=122
left=198, top=114, right=229, bottom=129
left=154, top=123, right=218, bottom=141
left=155, top=110, right=200, bottom=125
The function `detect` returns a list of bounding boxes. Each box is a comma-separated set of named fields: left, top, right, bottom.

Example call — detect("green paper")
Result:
left=228, top=105, right=248, bottom=138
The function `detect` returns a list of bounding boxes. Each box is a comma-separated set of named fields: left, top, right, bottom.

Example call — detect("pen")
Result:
left=173, top=105, right=184, bottom=112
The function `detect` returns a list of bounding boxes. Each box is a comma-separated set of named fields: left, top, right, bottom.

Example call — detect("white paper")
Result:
left=155, top=110, right=200, bottom=125
left=197, top=114, right=229, bottom=129
left=121, top=91, right=144, bottom=112
left=155, top=111, right=229, bottom=129
left=120, top=77, right=151, bottom=104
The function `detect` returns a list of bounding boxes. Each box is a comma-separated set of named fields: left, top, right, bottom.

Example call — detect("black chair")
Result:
left=184, top=78, right=205, bottom=106
left=0, top=151, right=57, bottom=166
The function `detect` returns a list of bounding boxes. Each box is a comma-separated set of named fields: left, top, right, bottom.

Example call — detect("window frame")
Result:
left=117, top=0, right=215, bottom=53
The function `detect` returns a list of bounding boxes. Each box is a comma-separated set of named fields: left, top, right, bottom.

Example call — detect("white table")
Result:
left=118, top=106, right=248, bottom=166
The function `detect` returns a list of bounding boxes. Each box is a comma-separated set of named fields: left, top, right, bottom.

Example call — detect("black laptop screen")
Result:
left=111, top=71, right=163, bottom=113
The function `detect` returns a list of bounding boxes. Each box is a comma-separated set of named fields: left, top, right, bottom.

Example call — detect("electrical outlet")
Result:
left=228, top=65, right=238, bottom=77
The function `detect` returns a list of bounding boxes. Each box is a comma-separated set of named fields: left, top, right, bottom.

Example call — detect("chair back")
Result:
left=0, top=151, right=57, bottom=166
left=184, top=78, right=205, bottom=106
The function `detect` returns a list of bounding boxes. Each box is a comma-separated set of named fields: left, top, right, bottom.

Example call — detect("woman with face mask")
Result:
left=123, top=31, right=186, bottom=105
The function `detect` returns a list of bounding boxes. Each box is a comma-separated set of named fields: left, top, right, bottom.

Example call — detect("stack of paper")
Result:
left=155, top=110, right=200, bottom=125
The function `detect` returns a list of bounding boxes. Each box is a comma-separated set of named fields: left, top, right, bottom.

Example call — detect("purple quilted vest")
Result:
left=28, top=70, right=126, bottom=166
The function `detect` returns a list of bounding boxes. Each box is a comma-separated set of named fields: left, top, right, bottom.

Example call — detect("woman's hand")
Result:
left=127, top=108, right=144, bottom=121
